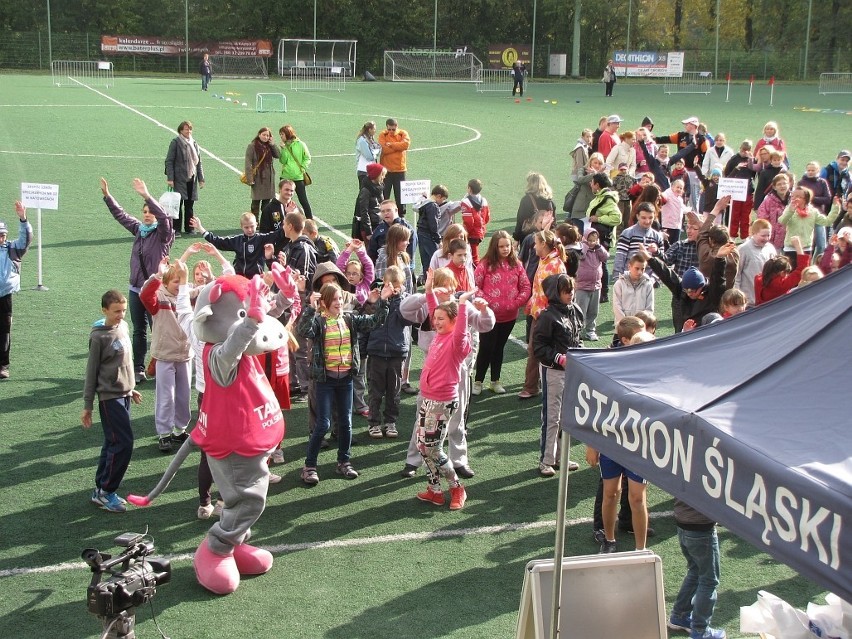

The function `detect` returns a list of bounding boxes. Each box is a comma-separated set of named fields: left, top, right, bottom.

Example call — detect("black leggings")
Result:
left=474, top=319, right=516, bottom=383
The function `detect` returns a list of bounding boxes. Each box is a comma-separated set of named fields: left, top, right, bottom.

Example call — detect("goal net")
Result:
left=384, top=50, right=483, bottom=82
left=476, top=68, right=513, bottom=92
left=664, top=71, right=712, bottom=94
left=51, top=60, right=114, bottom=88
left=819, top=73, right=852, bottom=95
left=277, top=39, right=357, bottom=78
left=210, top=55, right=268, bottom=79
left=289, top=66, right=346, bottom=92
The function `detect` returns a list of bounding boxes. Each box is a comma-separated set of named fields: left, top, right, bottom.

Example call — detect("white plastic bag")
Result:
left=740, top=590, right=811, bottom=639
left=158, top=190, right=181, bottom=220
left=807, top=593, right=852, bottom=639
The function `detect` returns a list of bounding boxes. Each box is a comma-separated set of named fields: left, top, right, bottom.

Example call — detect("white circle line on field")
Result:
left=0, top=511, right=674, bottom=578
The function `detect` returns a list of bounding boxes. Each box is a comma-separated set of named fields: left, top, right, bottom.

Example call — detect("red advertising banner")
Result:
left=487, top=43, right=531, bottom=69
left=101, top=36, right=273, bottom=57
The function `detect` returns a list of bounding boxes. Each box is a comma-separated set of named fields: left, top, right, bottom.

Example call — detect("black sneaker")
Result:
left=171, top=430, right=189, bottom=445
left=135, top=367, right=147, bottom=385
left=593, top=528, right=606, bottom=544
left=157, top=436, right=173, bottom=453
left=599, top=540, right=617, bottom=554
left=400, top=463, right=418, bottom=478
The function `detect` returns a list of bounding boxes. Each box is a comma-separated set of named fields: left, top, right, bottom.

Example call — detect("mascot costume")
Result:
left=129, top=263, right=298, bottom=594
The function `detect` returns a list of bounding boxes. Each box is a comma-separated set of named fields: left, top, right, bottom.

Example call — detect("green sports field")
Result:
left=0, top=74, right=843, bottom=638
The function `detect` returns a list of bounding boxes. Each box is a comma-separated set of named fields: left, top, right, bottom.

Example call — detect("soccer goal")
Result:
left=51, top=60, right=114, bottom=88
left=476, top=68, right=514, bottom=92
left=384, top=50, right=483, bottom=82
left=289, top=66, right=346, bottom=92
left=210, top=55, right=268, bottom=79
left=277, top=39, right=357, bottom=78
left=819, top=73, right=852, bottom=95
left=663, top=71, right=712, bottom=94
left=256, top=93, right=287, bottom=113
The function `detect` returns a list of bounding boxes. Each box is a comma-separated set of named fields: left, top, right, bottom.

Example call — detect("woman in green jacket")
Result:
left=279, top=124, right=313, bottom=219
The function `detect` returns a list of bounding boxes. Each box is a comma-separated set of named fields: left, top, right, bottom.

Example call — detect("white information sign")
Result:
left=400, top=179, right=431, bottom=205
left=21, top=183, right=60, bottom=210
left=717, top=178, right=749, bottom=202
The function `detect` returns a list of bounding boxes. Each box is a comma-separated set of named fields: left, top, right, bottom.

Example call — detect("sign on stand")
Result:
left=400, top=180, right=431, bottom=205
left=20, top=182, right=59, bottom=291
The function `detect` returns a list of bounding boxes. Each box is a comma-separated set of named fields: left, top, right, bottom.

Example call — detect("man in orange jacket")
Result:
left=378, top=118, right=411, bottom=216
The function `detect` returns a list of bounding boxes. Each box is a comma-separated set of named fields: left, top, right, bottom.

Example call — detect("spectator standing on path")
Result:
left=199, top=53, right=212, bottom=91
left=511, top=60, right=526, bottom=97
left=602, top=59, right=617, bottom=97
left=379, top=119, right=411, bottom=217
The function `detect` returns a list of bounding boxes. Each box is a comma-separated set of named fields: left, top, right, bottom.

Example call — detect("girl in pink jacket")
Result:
left=472, top=230, right=531, bottom=394
left=757, top=173, right=791, bottom=251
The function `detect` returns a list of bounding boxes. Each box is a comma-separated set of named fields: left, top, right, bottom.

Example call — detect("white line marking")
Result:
left=0, top=511, right=674, bottom=578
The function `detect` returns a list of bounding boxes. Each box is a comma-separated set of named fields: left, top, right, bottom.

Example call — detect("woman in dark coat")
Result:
left=353, top=163, right=386, bottom=240
left=244, top=127, right=280, bottom=218
left=165, top=120, right=205, bottom=235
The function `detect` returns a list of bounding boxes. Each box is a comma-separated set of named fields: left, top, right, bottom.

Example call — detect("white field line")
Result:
left=65, top=78, right=480, bottom=243
left=0, top=511, right=673, bottom=578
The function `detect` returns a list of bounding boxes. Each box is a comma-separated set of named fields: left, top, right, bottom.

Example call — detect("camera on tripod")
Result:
left=83, top=532, right=171, bottom=639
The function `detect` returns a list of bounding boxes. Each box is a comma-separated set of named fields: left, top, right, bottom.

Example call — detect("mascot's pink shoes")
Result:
left=194, top=537, right=274, bottom=595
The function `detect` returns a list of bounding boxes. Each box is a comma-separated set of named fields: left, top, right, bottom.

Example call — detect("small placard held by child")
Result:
left=717, top=177, right=749, bottom=202
left=400, top=180, right=431, bottom=204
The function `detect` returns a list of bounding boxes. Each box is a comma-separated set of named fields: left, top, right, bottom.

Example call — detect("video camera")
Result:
left=83, top=532, right=171, bottom=639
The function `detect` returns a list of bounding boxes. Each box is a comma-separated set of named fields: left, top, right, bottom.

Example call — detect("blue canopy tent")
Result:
left=556, top=266, right=851, bottom=613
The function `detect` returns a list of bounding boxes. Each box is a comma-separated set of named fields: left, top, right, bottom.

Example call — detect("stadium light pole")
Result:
left=185, top=0, right=189, bottom=74
left=803, top=0, right=812, bottom=79
left=531, top=0, right=537, bottom=79
left=313, top=0, right=317, bottom=40
left=714, top=0, right=720, bottom=78
left=625, top=0, right=632, bottom=60
left=46, top=0, right=53, bottom=68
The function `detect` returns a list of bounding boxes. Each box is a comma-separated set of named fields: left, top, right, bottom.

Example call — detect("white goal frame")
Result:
left=210, top=55, right=268, bottom=79
left=384, top=50, right=483, bottom=82
left=277, top=39, right=357, bottom=78
left=664, top=71, right=712, bottom=94
left=289, top=66, right=346, bottom=92
left=819, top=73, right=852, bottom=95
left=476, top=68, right=513, bottom=92
left=51, top=60, right=114, bottom=88
left=256, top=93, right=287, bottom=113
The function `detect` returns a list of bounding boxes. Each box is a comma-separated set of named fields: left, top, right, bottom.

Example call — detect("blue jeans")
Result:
left=95, top=397, right=135, bottom=494
left=305, top=374, right=353, bottom=467
left=672, top=527, right=721, bottom=633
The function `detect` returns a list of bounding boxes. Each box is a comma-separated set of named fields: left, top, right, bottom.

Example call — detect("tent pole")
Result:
left=550, top=429, right=572, bottom=638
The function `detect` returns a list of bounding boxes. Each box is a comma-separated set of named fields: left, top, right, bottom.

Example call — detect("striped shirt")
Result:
left=323, top=315, right=352, bottom=374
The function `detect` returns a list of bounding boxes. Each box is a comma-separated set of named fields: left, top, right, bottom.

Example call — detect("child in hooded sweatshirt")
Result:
left=140, top=260, right=192, bottom=453
left=574, top=227, right=609, bottom=342
left=459, top=178, right=490, bottom=265
left=532, top=274, right=584, bottom=477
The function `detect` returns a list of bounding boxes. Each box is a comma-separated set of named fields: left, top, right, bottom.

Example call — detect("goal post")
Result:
left=475, top=68, right=513, bottom=92
left=819, top=73, right=852, bottom=95
left=51, top=60, right=114, bottom=88
left=277, top=39, right=357, bottom=78
left=384, top=50, right=483, bottom=82
left=289, top=66, right=346, bottom=92
left=210, top=55, right=268, bottom=79
left=663, top=71, right=712, bottom=94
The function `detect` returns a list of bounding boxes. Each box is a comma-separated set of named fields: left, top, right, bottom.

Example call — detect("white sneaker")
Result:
left=539, top=463, right=556, bottom=477
left=368, top=424, right=384, bottom=439
left=268, top=473, right=283, bottom=484
left=472, top=381, right=483, bottom=395
left=271, top=448, right=285, bottom=464
left=586, top=332, right=599, bottom=341
left=212, top=500, right=224, bottom=516
left=197, top=504, right=214, bottom=519
left=385, top=423, right=398, bottom=438
left=490, top=380, right=506, bottom=394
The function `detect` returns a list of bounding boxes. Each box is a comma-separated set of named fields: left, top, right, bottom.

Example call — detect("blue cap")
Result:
left=681, top=267, right=706, bottom=290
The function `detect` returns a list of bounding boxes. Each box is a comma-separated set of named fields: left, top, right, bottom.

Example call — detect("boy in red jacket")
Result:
left=460, top=179, right=490, bottom=265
